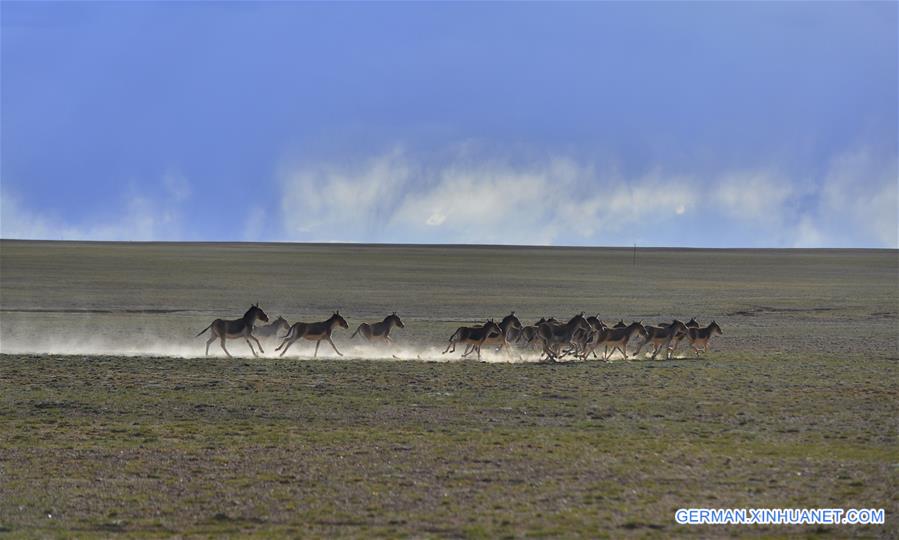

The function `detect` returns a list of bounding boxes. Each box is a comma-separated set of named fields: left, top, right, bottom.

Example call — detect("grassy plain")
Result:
left=1, top=241, right=897, bottom=537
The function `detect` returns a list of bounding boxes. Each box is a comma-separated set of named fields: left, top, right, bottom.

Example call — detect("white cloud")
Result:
left=713, top=171, right=794, bottom=222
left=813, top=149, right=898, bottom=247
left=278, top=152, right=698, bottom=245
left=706, top=153, right=898, bottom=248
left=1, top=175, right=193, bottom=241
left=425, top=211, right=446, bottom=226
left=279, top=149, right=410, bottom=242
left=4, top=147, right=894, bottom=247
left=793, top=215, right=827, bottom=248
left=0, top=192, right=56, bottom=240
left=276, top=147, right=897, bottom=247
left=389, top=162, right=559, bottom=244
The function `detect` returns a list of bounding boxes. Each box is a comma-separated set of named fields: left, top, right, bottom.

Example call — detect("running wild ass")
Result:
left=253, top=316, right=290, bottom=339
left=350, top=313, right=405, bottom=344
left=443, top=320, right=503, bottom=361
left=276, top=311, right=350, bottom=358
left=196, top=304, right=269, bottom=357
left=685, top=321, right=723, bottom=355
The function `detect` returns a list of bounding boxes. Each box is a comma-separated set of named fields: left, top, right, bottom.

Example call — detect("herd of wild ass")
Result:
left=197, top=304, right=723, bottom=361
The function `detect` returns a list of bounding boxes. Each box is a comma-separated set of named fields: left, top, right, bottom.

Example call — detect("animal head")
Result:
left=501, top=311, right=522, bottom=329
left=332, top=310, right=349, bottom=329
left=671, top=319, right=689, bottom=334
left=586, top=315, right=604, bottom=329
left=388, top=312, right=405, bottom=328
left=630, top=320, right=648, bottom=337
left=567, top=312, right=590, bottom=330
left=247, top=304, right=269, bottom=323
left=483, top=319, right=502, bottom=335
left=274, top=315, right=289, bottom=328
left=614, top=319, right=627, bottom=328
left=710, top=320, right=722, bottom=334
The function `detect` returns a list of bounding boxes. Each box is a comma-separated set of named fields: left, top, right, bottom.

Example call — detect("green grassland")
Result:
left=1, top=241, right=897, bottom=537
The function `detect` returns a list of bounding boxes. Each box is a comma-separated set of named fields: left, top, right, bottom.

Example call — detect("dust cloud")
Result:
left=0, top=332, right=686, bottom=362
left=0, top=329, right=549, bottom=363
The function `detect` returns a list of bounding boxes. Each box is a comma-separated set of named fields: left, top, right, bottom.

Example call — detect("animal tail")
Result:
left=350, top=324, right=364, bottom=339
left=196, top=323, right=213, bottom=337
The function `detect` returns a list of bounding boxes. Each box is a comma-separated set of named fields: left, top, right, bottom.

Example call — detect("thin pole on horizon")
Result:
left=633, top=243, right=637, bottom=267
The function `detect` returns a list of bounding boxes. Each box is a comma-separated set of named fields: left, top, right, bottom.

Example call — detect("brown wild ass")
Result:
left=595, top=321, right=648, bottom=360
left=253, top=315, right=290, bottom=339
left=462, top=312, right=521, bottom=357
left=196, top=304, right=269, bottom=357
left=530, top=313, right=592, bottom=361
left=443, top=320, right=502, bottom=361
left=275, top=311, right=349, bottom=357
left=685, top=321, right=723, bottom=355
left=634, top=319, right=690, bottom=360
left=350, top=313, right=405, bottom=344
left=668, top=318, right=700, bottom=353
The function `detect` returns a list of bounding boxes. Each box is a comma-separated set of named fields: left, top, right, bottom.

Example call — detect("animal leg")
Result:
left=245, top=338, right=258, bottom=357
left=327, top=338, right=343, bottom=356
left=219, top=337, right=232, bottom=358
left=633, top=340, right=646, bottom=356
left=205, top=336, right=216, bottom=356
left=314, top=341, right=320, bottom=358
left=668, top=339, right=680, bottom=357
left=251, top=335, right=264, bottom=354
left=663, top=337, right=676, bottom=359
left=279, top=338, right=296, bottom=357
left=545, top=344, right=560, bottom=362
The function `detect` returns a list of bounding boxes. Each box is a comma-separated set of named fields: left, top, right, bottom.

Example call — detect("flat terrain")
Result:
left=1, top=241, right=897, bottom=537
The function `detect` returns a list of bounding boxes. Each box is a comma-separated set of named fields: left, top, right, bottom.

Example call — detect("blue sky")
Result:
left=1, top=1, right=896, bottom=247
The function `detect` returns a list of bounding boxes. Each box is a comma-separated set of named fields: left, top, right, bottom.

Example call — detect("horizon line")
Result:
left=1, top=238, right=896, bottom=252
